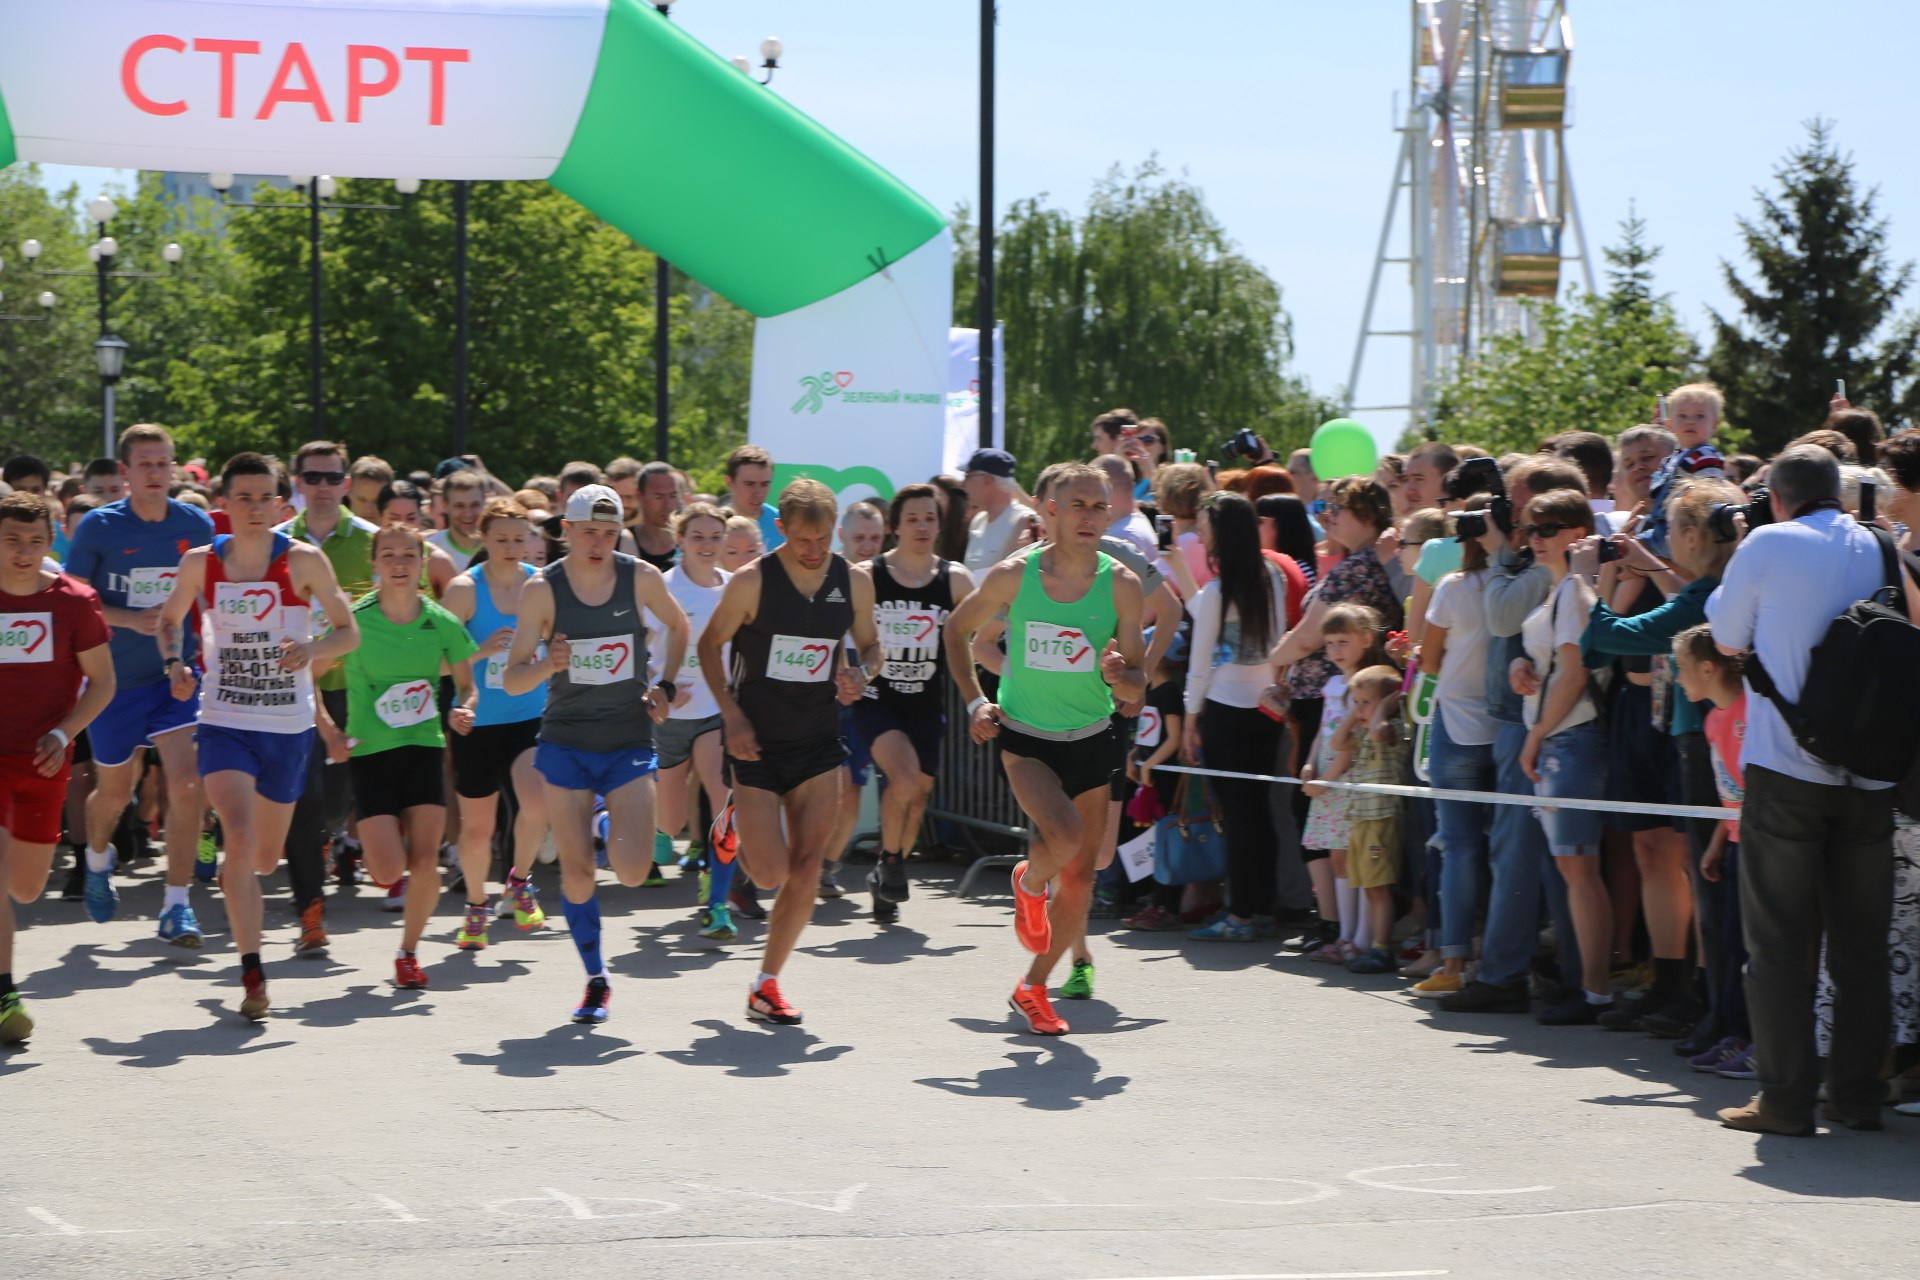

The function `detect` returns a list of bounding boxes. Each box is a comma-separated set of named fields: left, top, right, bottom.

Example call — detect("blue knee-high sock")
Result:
left=561, top=895, right=604, bottom=978
left=707, top=848, right=736, bottom=907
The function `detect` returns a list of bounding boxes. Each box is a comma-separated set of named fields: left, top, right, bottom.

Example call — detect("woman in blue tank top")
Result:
left=440, top=499, right=552, bottom=952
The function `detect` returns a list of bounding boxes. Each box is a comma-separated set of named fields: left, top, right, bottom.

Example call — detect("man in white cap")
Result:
left=502, top=483, right=689, bottom=1025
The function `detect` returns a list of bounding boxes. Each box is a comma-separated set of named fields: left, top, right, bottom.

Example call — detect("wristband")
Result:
left=162, top=656, right=182, bottom=670
left=967, top=695, right=989, bottom=718
left=48, top=727, right=69, bottom=750
left=655, top=679, right=677, bottom=702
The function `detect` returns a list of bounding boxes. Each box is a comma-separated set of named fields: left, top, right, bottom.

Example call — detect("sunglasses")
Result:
left=300, top=470, right=347, bottom=486
left=1524, top=522, right=1576, bottom=540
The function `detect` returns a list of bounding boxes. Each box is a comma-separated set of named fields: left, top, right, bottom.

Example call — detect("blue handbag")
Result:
left=1152, top=775, right=1227, bottom=885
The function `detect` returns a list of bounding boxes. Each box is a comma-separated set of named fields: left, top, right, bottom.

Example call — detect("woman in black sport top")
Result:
left=852, top=484, right=975, bottom=907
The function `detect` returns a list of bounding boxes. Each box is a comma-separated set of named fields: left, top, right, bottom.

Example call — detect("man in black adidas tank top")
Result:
left=700, top=479, right=882, bottom=1026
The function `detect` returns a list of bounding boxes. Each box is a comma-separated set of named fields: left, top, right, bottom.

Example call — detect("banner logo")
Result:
left=792, top=370, right=846, bottom=415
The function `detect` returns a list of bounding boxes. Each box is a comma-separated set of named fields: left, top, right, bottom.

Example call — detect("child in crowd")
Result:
left=1640, top=383, right=1729, bottom=557
left=1339, top=664, right=1413, bottom=974
left=1671, top=624, right=1754, bottom=1079
left=1395, top=507, right=1453, bottom=648
left=1300, top=602, right=1389, bottom=963
left=1111, top=629, right=1189, bottom=930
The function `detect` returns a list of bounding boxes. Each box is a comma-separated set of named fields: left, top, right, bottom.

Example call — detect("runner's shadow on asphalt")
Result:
left=1100, top=929, right=1286, bottom=972
left=951, top=1007, right=1166, bottom=1038
left=23, top=942, right=214, bottom=1000
left=0, top=1053, right=40, bottom=1078
left=453, top=1025, right=645, bottom=1077
left=608, top=926, right=749, bottom=982
left=82, top=998, right=295, bottom=1068
left=656, top=1019, right=853, bottom=1077
left=797, top=927, right=975, bottom=965
left=917, top=1039, right=1129, bottom=1111
left=280, top=984, right=435, bottom=1028
left=422, top=952, right=536, bottom=993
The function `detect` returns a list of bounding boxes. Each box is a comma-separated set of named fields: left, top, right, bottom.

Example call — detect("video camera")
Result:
left=1708, top=485, right=1774, bottom=543
left=1220, top=429, right=1268, bottom=464
left=1451, top=457, right=1514, bottom=541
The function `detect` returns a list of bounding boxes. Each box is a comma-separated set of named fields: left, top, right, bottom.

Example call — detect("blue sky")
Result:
left=32, top=0, right=1920, bottom=447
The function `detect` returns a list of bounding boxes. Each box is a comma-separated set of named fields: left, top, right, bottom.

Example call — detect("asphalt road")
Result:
left=3, top=852, right=1916, bottom=1279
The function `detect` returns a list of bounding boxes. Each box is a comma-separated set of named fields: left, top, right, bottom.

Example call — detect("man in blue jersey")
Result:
left=62, top=424, right=214, bottom=943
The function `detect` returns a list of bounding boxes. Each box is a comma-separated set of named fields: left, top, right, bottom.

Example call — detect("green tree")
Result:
left=1707, top=119, right=1920, bottom=454
left=956, top=160, right=1332, bottom=480
left=1427, top=213, right=1699, bottom=454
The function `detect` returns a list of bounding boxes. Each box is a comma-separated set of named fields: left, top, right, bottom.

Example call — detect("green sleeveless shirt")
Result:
left=999, top=548, right=1118, bottom=739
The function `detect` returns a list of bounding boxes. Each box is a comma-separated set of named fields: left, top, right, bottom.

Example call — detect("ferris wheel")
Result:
left=1347, top=0, right=1594, bottom=440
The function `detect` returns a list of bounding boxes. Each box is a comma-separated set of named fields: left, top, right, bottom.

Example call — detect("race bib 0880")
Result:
left=568, top=634, right=634, bottom=686
left=1023, top=621, right=1095, bottom=674
left=0, top=612, right=53, bottom=665
left=767, top=633, right=834, bottom=682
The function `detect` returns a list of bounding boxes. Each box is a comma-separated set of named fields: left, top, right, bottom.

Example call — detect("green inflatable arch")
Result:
left=0, top=0, right=945, bottom=317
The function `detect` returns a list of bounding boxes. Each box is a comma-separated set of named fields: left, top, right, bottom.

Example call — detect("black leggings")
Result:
left=285, top=688, right=353, bottom=912
left=1202, top=700, right=1285, bottom=919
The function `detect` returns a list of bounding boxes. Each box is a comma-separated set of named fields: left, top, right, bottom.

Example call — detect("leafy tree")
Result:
left=1707, top=119, right=1920, bottom=454
left=1426, top=213, right=1699, bottom=455
left=956, top=160, right=1333, bottom=479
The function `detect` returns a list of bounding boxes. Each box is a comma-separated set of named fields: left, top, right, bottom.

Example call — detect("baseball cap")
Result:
left=963, top=448, right=1017, bottom=479
left=564, top=483, right=625, bottom=523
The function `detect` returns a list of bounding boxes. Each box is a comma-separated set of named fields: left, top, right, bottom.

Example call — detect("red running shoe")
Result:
left=1011, top=860, right=1052, bottom=955
left=394, top=953, right=429, bottom=989
left=746, top=978, right=803, bottom=1025
left=710, top=800, right=738, bottom=865
left=1008, top=984, right=1068, bottom=1035
left=239, top=970, right=270, bottom=1022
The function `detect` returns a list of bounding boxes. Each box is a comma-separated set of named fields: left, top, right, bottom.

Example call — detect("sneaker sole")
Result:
left=239, top=999, right=270, bottom=1021
left=746, top=1002, right=803, bottom=1026
left=572, top=1010, right=609, bottom=1025
left=296, top=939, right=329, bottom=955
left=163, top=931, right=203, bottom=950
left=456, top=939, right=488, bottom=951
left=1005, top=996, right=1067, bottom=1036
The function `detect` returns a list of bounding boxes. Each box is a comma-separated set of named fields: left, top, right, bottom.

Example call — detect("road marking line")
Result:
left=1080, top=1272, right=1449, bottom=1280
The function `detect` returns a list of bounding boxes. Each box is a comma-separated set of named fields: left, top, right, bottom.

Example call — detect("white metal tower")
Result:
left=1348, top=0, right=1594, bottom=440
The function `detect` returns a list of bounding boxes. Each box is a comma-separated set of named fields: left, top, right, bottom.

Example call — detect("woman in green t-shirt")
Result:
left=331, top=523, right=479, bottom=990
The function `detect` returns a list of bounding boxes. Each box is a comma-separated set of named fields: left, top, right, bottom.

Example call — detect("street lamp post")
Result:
left=212, top=173, right=407, bottom=446
left=93, top=334, right=128, bottom=459
left=0, top=244, right=58, bottom=322
left=978, top=0, right=997, bottom=450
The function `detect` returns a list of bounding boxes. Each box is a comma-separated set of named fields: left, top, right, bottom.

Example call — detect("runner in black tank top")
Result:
left=851, top=485, right=977, bottom=913
left=699, top=479, right=883, bottom=1026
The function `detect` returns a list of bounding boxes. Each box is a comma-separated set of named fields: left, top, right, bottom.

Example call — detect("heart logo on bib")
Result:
left=801, top=643, right=832, bottom=675
left=13, top=619, right=47, bottom=655
left=402, top=681, right=433, bottom=708
left=241, top=587, right=277, bottom=621
left=907, top=613, right=936, bottom=643
left=595, top=642, right=630, bottom=676
left=1056, top=629, right=1090, bottom=666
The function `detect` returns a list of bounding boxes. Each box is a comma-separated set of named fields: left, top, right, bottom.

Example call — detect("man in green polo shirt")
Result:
left=274, top=440, right=380, bottom=951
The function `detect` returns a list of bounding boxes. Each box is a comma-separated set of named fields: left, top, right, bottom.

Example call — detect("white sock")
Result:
left=1586, top=989, right=1611, bottom=1005
left=1334, top=877, right=1356, bottom=940
left=755, top=970, right=777, bottom=988
left=1351, top=893, right=1371, bottom=948
left=85, top=846, right=112, bottom=873
left=163, top=885, right=189, bottom=909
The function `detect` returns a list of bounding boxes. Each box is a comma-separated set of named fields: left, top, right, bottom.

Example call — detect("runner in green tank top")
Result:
left=948, top=463, right=1147, bottom=1036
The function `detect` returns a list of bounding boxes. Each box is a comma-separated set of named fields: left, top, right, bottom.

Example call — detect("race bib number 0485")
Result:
left=0, top=612, right=53, bottom=665
left=568, top=635, right=634, bottom=686
left=767, top=633, right=834, bottom=682
left=1023, top=622, right=1095, bottom=673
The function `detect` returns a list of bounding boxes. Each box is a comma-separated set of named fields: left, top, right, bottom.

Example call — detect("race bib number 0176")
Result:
left=0, top=612, right=53, bottom=665
left=568, top=635, right=634, bottom=686
left=767, top=633, right=834, bottom=682
left=1023, top=622, right=1095, bottom=673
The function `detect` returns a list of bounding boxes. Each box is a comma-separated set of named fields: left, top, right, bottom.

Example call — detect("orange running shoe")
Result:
left=746, top=978, right=802, bottom=1025
left=295, top=900, right=328, bottom=955
left=1008, top=984, right=1069, bottom=1036
left=239, top=970, right=270, bottom=1022
left=394, top=953, right=429, bottom=989
left=1010, top=860, right=1052, bottom=954
left=710, top=800, right=738, bottom=865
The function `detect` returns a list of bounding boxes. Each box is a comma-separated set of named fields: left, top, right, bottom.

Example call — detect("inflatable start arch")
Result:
left=0, top=0, right=947, bottom=318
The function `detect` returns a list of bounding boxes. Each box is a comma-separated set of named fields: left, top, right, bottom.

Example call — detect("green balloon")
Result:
left=1310, top=419, right=1379, bottom=481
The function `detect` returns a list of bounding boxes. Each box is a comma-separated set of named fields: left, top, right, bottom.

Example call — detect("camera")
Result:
left=1451, top=457, right=1514, bottom=541
left=1708, top=485, right=1773, bottom=543
left=1220, top=429, right=1267, bottom=464
left=1597, top=538, right=1622, bottom=565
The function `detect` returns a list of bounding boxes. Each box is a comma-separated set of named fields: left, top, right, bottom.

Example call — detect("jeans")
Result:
left=1429, top=711, right=1497, bottom=961
left=1201, top=700, right=1285, bottom=919
left=1479, top=720, right=1577, bottom=988
left=1534, top=719, right=1608, bottom=856
left=1739, top=765, right=1895, bottom=1122
left=1678, top=733, right=1731, bottom=1036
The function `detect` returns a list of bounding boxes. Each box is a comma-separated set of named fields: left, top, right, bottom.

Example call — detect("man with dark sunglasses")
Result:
left=275, top=441, right=381, bottom=951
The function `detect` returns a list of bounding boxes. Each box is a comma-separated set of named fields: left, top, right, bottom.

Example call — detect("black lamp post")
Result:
left=978, top=0, right=997, bottom=450
left=93, top=333, right=129, bottom=458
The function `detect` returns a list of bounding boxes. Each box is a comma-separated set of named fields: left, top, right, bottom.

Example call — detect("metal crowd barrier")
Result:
left=926, top=680, right=1031, bottom=896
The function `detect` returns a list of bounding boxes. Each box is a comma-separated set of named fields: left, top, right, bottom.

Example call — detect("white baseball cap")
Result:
left=565, top=483, right=624, bottom=523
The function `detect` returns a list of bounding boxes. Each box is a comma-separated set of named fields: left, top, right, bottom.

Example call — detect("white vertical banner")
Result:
left=943, top=325, right=1005, bottom=474
left=748, top=228, right=953, bottom=505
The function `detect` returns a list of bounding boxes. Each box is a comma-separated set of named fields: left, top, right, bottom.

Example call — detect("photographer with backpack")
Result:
left=1705, top=444, right=1920, bottom=1136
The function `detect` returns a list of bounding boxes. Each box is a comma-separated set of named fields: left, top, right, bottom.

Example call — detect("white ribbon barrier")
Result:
left=1152, top=764, right=1739, bottom=823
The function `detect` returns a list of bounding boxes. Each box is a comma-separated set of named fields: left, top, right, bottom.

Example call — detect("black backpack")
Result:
left=1746, top=528, right=1920, bottom=784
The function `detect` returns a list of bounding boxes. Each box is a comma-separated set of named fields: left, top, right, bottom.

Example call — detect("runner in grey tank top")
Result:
left=503, top=485, right=690, bottom=1027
